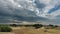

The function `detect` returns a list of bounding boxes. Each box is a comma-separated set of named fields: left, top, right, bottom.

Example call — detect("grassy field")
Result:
left=0, top=27, right=60, bottom=34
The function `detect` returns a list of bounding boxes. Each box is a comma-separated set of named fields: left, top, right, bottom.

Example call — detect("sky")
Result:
left=0, top=0, right=60, bottom=25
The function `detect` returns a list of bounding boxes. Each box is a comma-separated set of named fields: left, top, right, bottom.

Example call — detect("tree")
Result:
left=10, top=24, right=17, bottom=27
left=33, top=24, right=43, bottom=29
left=48, top=24, right=54, bottom=27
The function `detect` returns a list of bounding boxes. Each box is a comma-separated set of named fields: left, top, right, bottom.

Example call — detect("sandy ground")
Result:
left=0, top=27, right=60, bottom=34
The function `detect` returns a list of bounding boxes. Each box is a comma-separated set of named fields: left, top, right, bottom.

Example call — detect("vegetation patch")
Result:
left=0, top=25, right=12, bottom=32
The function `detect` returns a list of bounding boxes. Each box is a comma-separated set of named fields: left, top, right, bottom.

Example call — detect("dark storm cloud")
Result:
left=0, top=13, right=49, bottom=23
left=0, top=5, right=49, bottom=23
left=13, top=16, right=49, bottom=22
left=0, top=6, right=49, bottom=23
left=0, top=0, right=50, bottom=23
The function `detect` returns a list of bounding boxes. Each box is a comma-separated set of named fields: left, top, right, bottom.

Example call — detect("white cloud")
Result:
left=35, top=0, right=60, bottom=18
left=50, top=10, right=60, bottom=18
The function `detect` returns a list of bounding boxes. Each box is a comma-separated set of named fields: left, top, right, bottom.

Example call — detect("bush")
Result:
left=48, top=24, right=54, bottom=27
left=0, top=26, right=12, bottom=32
left=55, top=25, right=58, bottom=27
left=45, top=24, right=58, bottom=29
left=33, top=24, right=43, bottom=29
left=10, top=24, right=17, bottom=27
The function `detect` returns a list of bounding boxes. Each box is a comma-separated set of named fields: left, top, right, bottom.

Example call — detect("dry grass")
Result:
left=0, top=27, right=60, bottom=34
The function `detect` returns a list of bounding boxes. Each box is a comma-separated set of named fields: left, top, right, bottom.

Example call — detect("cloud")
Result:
left=0, top=0, right=60, bottom=25
left=49, top=10, right=60, bottom=18
left=48, top=4, right=60, bottom=14
left=33, top=0, right=60, bottom=18
left=0, top=0, right=49, bottom=23
left=33, top=0, right=56, bottom=18
left=34, top=0, right=46, bottom=9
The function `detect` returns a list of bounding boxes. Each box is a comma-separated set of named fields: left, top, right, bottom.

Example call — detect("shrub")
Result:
left=33, top=24, right=43, bottom=29
left=55, top=25, right=58, bottom=27
left=10, top=24, right=17, bottom=27
left=0, top=26, right=12, bottom=32
left=45, top=24, right=58, bottom=29
left=48, top=24, right=54, bottom=27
